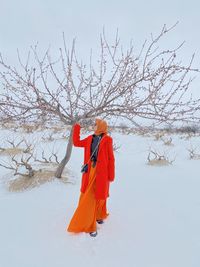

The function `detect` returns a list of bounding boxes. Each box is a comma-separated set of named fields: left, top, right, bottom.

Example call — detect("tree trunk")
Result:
left=54, top=126, right=73, bottom=178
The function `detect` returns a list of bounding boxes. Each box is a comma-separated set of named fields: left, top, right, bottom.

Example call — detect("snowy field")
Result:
left=0, top=128, right=200, bottom=267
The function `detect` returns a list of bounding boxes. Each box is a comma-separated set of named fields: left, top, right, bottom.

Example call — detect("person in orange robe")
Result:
left=67, top=118, right=115, bottom=237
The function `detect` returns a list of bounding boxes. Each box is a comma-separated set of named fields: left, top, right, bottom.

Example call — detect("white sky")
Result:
left=1, top=0, right=200, bottom=95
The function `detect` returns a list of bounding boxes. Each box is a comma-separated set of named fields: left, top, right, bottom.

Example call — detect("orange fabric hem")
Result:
left=67, top=163, right=109, bottom=233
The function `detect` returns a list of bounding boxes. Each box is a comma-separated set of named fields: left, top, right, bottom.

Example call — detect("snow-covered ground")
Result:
left=0, top=128, right=200, bottom=267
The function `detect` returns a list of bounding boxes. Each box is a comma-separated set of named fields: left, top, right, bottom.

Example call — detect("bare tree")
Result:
left=161, top=137, right=174, bottom=146
left=0, top=137, right=35, bottom=155
left=187, top=145, right=200, bottom=160
left=0, top=145, right=60, bottom=177
left=33, top=149, right=60, bottom=164
left=0, top=23, right=199, bottom=177
left=147, top=149, right=175, bottom=166
left=0, top=153, right=35, bottom=177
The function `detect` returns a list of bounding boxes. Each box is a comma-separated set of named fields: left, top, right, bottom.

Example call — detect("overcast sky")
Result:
left=1, top=0, right=200, bottom=94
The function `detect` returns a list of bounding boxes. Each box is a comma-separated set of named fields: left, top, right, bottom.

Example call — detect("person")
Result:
left=66, top=118, right=115, bottom=237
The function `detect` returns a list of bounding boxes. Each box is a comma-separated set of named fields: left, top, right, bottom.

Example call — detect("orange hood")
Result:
left=94, top=118, right=108, bottom=135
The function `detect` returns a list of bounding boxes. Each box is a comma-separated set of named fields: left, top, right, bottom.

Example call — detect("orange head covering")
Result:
left=94, top=118, right=108, bottom=135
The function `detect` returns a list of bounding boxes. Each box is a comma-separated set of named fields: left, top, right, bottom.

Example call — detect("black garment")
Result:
left=90, top=133, right=104, bottom=167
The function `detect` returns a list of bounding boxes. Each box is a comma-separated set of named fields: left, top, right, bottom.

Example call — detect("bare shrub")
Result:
left=0, top=138, right=34, bottom=156
left=20, top=123, right=40, bottom=133
left=154, top=132, right=165, bottom=141
left=33, top=149, right=60, bottom=164
left=147, top=149, right=174, bottom=166
left=113, top=142, right=121, bottom=152
left=0, top=152, right=35, bottom=177
left=7, top=168, right=74, bottom=192
left=41, top=133, right=55, bottom=142
left=161, top=137, right=174, bottom=146
left=187, top=145, right=200, bottom=160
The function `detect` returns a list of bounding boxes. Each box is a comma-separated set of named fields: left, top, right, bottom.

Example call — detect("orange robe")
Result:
left=67, top=162, right=109, bottom=233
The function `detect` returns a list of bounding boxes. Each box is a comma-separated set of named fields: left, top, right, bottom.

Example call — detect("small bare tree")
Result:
left=0, top=153, right=35, bottom=177
left=0, top=137, right=34, bottom=155
left=0, top=144, right=60, bottom=178
left=147, top=149, right=175, bottom=166
left=0, top=23, right=199, bottom=177
left=161, top=137, right=174, bottom=146
left=154, top=132, right=165, bottom=141
left=33, top=149, right=60, bottom=164
left=187, top=145, right=200, bottom=160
